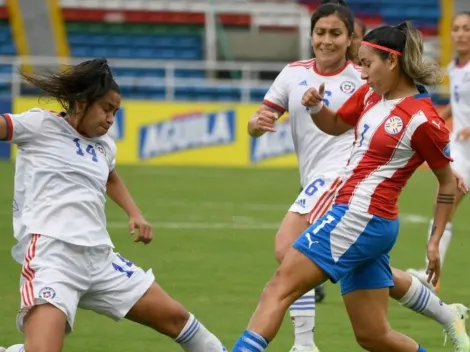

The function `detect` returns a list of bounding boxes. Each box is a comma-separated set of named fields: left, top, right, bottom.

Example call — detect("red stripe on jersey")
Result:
left=335, top=98, right=421, bottom=219
left=263, top=99, right=286, bottom=113
left=288, top=59, right=315, bottom=68
left=369, top=152, right=423, bottom=218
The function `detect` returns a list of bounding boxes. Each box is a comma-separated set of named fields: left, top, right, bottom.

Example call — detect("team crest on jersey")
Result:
left=39, top=287, right=56, bottom=300
left=340, top=81, right=356, bottom=94
left=384, top=116, right=404, bottom=135
left=95, top=143, right=106, bottom=156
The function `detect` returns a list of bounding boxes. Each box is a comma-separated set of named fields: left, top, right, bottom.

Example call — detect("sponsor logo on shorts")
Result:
left=39, top=287, right=56, bottom=300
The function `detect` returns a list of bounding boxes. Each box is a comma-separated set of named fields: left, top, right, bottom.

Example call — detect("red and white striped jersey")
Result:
left=334, top=84, right=452, bottom=219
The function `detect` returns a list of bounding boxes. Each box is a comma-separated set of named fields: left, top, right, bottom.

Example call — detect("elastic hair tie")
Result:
left=361, top=41, right=402, bottom=56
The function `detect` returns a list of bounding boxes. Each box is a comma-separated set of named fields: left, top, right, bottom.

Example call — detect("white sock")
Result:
left=400, top=275, right=456, bottom=326
left=289, top=289, right=316, bottom=348
left=175, top=313, right=226, bottom=351
left=426, top=220, right=452, bottom=267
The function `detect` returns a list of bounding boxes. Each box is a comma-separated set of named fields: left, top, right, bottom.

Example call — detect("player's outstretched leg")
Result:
left=390, top=268, right=470, bottom=351
left=126, top=282, right=227, bottom=351
left=232, top=247, right=329, bottom=352
left=275, top=211, right=319, bottom=352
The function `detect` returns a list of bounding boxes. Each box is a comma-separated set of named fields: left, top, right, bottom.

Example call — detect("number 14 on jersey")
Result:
left=73, top=138, right=98, bottom=162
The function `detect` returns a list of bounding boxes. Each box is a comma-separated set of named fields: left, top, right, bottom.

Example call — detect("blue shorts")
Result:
left=293, top=204, right=399, bottom=295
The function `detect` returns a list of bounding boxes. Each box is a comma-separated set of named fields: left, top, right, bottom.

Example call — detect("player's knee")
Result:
left=353, top=327, right=389, bottom=351
left=274, top=239, right=289, bottom=263
left=261, top=268, right=301, bottom=306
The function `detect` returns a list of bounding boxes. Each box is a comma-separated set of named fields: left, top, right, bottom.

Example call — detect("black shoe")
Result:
left=315, top=284, right=326, bottom=303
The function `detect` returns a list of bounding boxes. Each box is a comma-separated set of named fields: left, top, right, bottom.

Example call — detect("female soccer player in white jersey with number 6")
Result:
left=0, top=59, right=227, bottom=352
left=246, top=1, right=470, bottom=351
left=407, top=12, right=470, bottom=291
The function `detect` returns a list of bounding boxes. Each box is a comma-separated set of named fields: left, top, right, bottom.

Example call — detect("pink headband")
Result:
left=361, top=41, right=402, bottom=56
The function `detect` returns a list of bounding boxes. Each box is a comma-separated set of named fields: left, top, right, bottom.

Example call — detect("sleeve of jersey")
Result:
left=411, top=120, right=453, bottom=170
left=108, top=140, right=117, bottom=172
left=263, top=66, right=289, bottom=114
left=1, top=109, right=44, bottom=144
left=336, top=84, right=370, bottom=126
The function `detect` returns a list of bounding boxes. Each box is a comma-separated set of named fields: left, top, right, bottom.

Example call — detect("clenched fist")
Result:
left=301, top=83, right=325, bottom=108
left=251, top=108, right=278, bottom=133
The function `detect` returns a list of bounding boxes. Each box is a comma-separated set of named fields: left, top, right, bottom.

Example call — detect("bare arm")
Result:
left=309, top=106, right=354, bottom=136
left=107, top=170, right=142, bottom=217
left=426, top=164, right=456, bottom=285
left=248, top=104, right=282, bottom=137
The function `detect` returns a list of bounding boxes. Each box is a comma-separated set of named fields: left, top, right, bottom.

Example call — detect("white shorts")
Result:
left=18, top=234, right=155, bottom=333
left=289, top=172, right=344, bottom=224
left=450, top=139, right=470, bottom=189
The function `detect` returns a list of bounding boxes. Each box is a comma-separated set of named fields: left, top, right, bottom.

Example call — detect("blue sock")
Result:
left=232, top=330, right=269, bottom=352
left=417, top=347, right=427, bottom=352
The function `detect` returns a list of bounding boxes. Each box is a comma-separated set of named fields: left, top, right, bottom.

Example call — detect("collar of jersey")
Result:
left=414, top=84, right=430, bottom=99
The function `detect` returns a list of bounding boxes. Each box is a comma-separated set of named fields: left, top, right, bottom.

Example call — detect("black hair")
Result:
left=310, top=0, right=354, bottom=36
left=20, top=58, right=120, bottom=114
left=363, top=21, right=443, bottom=86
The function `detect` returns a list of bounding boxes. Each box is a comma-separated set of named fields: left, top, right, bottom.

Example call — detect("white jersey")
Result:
left=4, top=109, right=117, bottom=252
left=448, top=60, right=470, bottom=140
left=264, top=59, right=364, bottom=187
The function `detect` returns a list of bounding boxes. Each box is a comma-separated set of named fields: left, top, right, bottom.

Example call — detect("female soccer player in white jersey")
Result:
left=238, top=20, right=467, bottom=352
left=407, top=11, right=470, bottom=291
left=0, top=59, right=227, bottom=352
left=248, top=1, right=470, bottom=351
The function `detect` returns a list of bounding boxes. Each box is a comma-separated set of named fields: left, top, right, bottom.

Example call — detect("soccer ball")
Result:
left=5, top=345, right=24, bottom=352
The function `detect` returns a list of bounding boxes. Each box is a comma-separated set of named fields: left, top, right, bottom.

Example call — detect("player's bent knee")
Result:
left=126, top=282, right=189, bottom=338
left=23, top=304, right=67, bottom=352
left=354, top=330, right=389, bottom=351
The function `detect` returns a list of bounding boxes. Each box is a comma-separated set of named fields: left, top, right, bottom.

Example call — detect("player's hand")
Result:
left=129, top=214, right=153, bottom=245
left=426, top=241, right=441, bottom=287
left=457, top=127, right=470, bottom=141
left=301, top=83, right=325, bottom=108
left=454, top=170, right=468, bottom=194
left=253, top=109, right=278, bottom=133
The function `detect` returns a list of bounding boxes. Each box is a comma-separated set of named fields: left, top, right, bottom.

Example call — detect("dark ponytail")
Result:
left=20, top=58, right=120, bottom=114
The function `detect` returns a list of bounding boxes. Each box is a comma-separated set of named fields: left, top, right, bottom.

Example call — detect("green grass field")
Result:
left=0, top=163, right=469, bottom=351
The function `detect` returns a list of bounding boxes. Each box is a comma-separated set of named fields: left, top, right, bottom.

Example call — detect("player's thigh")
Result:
left=23, top=304, right=67, bottom=352
left=275, top=211, right=309, bottom=263
left=79, top=251, right=187, bottom=337
left=20, top=235, right=86, bottom=350
left=293, top=205, right=398, bottom=284
left=276, top=174, right=343, bottom=263
left=342, top=287, right=391, bottom=344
